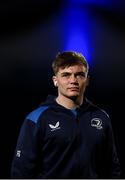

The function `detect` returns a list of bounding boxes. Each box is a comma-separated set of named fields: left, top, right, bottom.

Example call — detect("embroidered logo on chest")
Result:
left=49, top=121, right=61, bottom=131
left=91, top=118, right=103, bottom=129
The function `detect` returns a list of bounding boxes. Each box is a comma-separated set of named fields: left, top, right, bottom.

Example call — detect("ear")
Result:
left=52, top=76, right=58, bottom=87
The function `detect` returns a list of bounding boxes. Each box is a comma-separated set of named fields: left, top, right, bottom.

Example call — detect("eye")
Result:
left=61, top=73, right=71, bottom=77
left=75, top=72, right=86, bottom=78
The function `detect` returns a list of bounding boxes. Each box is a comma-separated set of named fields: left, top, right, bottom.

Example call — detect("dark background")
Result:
left=0, top=0, right=125, bottom=178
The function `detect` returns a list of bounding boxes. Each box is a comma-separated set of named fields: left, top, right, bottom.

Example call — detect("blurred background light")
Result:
left=60, top=1, right=93, bottom=66
left=63, top=0, right=112, bottom=7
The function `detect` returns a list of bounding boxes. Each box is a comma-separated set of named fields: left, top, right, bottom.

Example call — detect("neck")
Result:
left=56, top=95, right=83, bottom=109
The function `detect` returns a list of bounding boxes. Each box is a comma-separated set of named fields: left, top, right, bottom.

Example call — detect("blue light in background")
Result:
left=64, top=0, right=112, bottom=6
left=61, top=5, right=93, bottom=66
left=60, top=0, right=114, bottom=66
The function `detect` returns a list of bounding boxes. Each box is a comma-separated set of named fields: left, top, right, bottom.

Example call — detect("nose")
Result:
left=69, top=74, right=78, bottom=84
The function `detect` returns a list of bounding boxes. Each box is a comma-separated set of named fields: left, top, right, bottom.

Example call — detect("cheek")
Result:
left=79, top=81, right=87, bottom=89
left=58, top=79, right=67, bottom=86
left=58, top=81, right=68, bottom=92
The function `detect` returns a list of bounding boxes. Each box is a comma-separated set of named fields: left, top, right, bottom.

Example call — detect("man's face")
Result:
left=53, top=64, right=89, bottom=99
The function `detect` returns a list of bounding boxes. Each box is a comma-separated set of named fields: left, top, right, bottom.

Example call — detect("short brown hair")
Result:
left=52, top=51, right=89, bottom=75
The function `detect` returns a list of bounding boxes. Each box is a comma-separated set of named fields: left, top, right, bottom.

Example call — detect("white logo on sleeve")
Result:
left=91, top=118, right=103, bottom=129
left=16, top=150, right=21, bottom=157
left=49, top=121, right=60, bottom=131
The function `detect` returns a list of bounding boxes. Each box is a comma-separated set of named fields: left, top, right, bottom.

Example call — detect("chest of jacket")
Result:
left=39, top=108, right=106, bottom=154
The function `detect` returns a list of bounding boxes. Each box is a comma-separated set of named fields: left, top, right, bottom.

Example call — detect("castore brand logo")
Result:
left=49, top=121, right=60, bottom=131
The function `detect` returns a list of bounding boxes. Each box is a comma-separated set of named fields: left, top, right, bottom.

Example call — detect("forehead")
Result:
left=58, top=65, right=87, bottom=73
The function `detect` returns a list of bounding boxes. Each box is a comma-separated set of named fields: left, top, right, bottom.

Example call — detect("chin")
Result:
left=69, top=92, right=79, bottom=96
left=68, top=93, right=79, bottom=99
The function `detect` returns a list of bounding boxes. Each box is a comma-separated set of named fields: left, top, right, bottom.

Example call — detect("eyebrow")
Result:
left=60, top=71, right=87, bottom=76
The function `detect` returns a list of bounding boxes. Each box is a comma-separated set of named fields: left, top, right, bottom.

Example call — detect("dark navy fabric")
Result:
left=11, top=95, right=121, bottom=178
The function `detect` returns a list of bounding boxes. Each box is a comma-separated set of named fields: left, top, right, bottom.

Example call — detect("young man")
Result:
left=11, top=51, right=121, bottom=178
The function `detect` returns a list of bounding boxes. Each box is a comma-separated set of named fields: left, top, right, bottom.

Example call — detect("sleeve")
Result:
left=11, top=118, right=41, bottom=178
left=103, top=115, right=121, bottom=178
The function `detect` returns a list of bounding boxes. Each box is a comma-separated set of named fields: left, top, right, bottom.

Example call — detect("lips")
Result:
left=67, top=87, right=79, bottom=91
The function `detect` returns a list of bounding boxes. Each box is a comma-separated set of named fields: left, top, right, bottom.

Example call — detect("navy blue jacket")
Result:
left=11, top=95, right=121, bottom=178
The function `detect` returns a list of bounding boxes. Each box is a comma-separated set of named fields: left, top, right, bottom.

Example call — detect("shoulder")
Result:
left=88, top=100, right=109, bottom=117
left=26, top=104, right=50, bottom=124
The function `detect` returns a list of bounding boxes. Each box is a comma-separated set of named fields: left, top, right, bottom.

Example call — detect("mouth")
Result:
left=67, top=87, right=79, bottom=91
